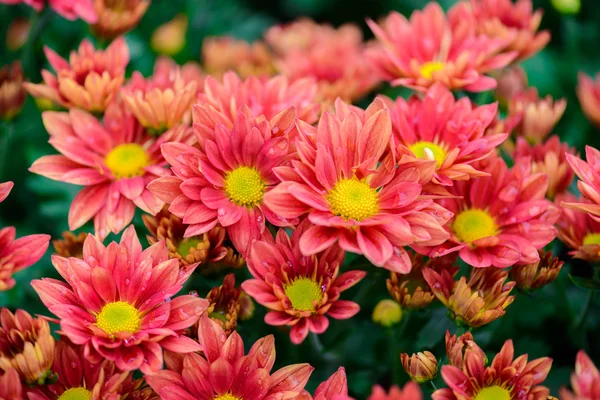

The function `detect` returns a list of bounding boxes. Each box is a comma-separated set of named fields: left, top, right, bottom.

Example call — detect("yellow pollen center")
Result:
left=327, top=178, right=379, bottom=222
left=57, top=388, right=92, bottom=400
left=453, top=208, right=498, bottom=245
left=214, top=394, right=241, bottom=400
left=177, top=237, right=201, bottom=256
left=583, top=233, right=600, bottom=246
left=409, top=141, right=447, bottom=168
left=96, top=301, right=141, bottom=336
left=284, top=278, right=323, bottom=312
left=474, top=386, right=511, bottom=400
left=105, top=143, right=149, bottom=179
left=224, top=166, right=265, bottom=207
left=419, top=61, right=445, bottom=80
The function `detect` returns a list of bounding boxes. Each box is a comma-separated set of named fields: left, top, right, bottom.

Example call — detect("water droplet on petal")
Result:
left=217, top=208, right=226, bottom=217
left=189, top=290, right=198, bottom=297
left=268, top=148, right=275, bottom=156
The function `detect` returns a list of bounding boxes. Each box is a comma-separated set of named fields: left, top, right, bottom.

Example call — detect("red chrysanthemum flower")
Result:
left=449, top=0, right=551, bottom=62
left=0, top=369, right=21, bottom=400
left=145, top=315, right=313, bottom=400
left=0, top=61, right=26, bottom=121
left=26, top=339, right=131, bottom=400
left=563, top=146, right=600, bottom=222
left=444, top=331, right=486, bottom=370
left=24, top=38, right=127, bottom=112
left=0, top=0, right=97, bottom=22
left=417, top=155, right=559, bottom=268
left=265, top=18, right=380, bottom=103
left=383, top=83, right=506, bottom=186
left=31, top=226, right=209, bottom=374
left=242, top=220, right=365, bottom=344
left=148, top=106, right=298, bottom=255
left=557, top=193, right=600, bottom=262
left=578, top=72, right=600, bottom=128
left=297, top=367, right=351, bottom=400
left=560, top=351, right=600, bottom=400
left=433, top=339, right=552, bottom=400
left=30, top=101, right=194, bottom=240
left=201, top=36, right=276, bottom=79
left=0, top=182, right=50, bottom=291
left=367, top=3, right=517, bottom=92
left=264, top=99, right=451, bottom=273
left=367, top=383, right=423, bottom=400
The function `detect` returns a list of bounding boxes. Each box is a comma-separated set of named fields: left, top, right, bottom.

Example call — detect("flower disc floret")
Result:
left=104, top=143, right=149, bottom=179
left=409, top=141, right=447, bottom=168
left=57, top=388, right=93, bottom=400
left=453, top=209, right=498, bottom=244
left=224, top=166, right=266, bottom=207
left=284, top=278, right=323, bottom=311
left=474, top=386, right=511, bottom=400
left=326, top=178, right=379, bottom=221
left=95, top=301, right=141, bottom=336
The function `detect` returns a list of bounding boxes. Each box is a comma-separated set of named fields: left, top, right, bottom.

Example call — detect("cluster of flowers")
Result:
left=1, top=0, right=600, bottom=398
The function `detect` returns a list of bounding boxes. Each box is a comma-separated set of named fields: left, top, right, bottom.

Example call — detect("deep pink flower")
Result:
left=30, top=101, right=194, bottom=240
left=264, top=99, right=451, bottom=273
left=563, top=146, right=600, bottom=222
left=557, top=193, right=600, bottom=262
left=148, top=106, right=297, bottom=255
left=367, top=3, right=517, bottom=92
left=31, top=226, right=209, bottom=374
left=297, top=367, right=351, bottom=400
left=0, top=182, right=13, bottom=203
left=383, top=83, right=506, bottom=186
left=242, top=221, right=365, bottom=344
left=145, top=315, right=313, bottom=400
left=0, top=0, right=97, bottom=22
left=560, top=351, right=600, bottom=400
left=578, top=72, right=600, bottom=128
left=0, top=369, right=22, bottom=400
left=367, top=383, right=423, bottom=400
left=416, top=155, right=559, bottom=268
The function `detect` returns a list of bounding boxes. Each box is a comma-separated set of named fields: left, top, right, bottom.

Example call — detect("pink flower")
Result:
left=242, top=221, right=365, bottom=344
left=367, top=383, right=423, bottom=400
left=0, top=182, right=50, bottom=291
left=264, top=98, right=451, bottom=273
left=557, top=193, right=600, bottom=262
left=383, top=83, right=506, bottom=186
left=416, top=155, right=559, bottom=268
left=148, top=106, right=297, bottom=255
left=0, top=369, right=22, bottom=400
left=298, top=367, right=351, bottom=400
left=563, top=146, right=600, bottom=222
left=560, top=351, right=600, bottom=400
left=145, top=315, right=313, bottom=400
left=367, top=3, right=517, bottom=92
left=30, top=101, right=193, bottom=240
left=577, top=72, right=600, bottom=128
left=24, top=38, right=127, bottom=112
left=0, top=0, right=97, bottom=22
left=31, top=226, right=209, bottom=374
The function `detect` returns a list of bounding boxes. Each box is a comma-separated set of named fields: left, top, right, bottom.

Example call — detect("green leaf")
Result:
left=568, top=274, right=600, bottom=290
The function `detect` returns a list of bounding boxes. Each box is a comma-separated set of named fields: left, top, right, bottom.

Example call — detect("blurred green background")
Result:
left=1, top=0, right=600, bottom=397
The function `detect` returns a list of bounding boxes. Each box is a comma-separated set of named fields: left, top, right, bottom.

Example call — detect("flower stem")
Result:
left=23, top=8, right=52, bottom=80
left=430, top=381, right=438, bottom=391
left=0, top=122, right=14, bottom=181
left=574, top=289, right=595, bottom=331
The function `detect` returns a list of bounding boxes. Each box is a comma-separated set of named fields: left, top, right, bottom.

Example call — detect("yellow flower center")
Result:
left=177, top=237, right=201, bottom=257
left=57, top=388, right=92, bottom=400
left=214, top=394, right=241, bottom=400
left=105, top=143, right=149, bottom=179
left=284, top=277, right=323, bottom=311
left=474, top=385, right=511, bottom=400
left=409, top=141, right=447, bottom=168
left=419, top=61, right=445, bottom=80
left=583, top=233, right=600, bottom=246
left=453, top=208, right=498, bottom=244
left=327, top=178, right=379, bottom=222
left=224, top=166, right=265, bottom=207
left=96, top=301, right=141, bottom=336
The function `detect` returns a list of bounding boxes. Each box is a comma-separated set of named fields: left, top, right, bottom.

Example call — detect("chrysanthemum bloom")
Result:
left=265, top=19, right=379, bottom=103
left=560, top=351, right=600, bottom=400
left=299, top=367, right=350, bottom=400
left=30, top=102, right=193, bottom=240
left=401, top=351, right=438, bottom=383
left=0, top=309, right=55, bottom=385
left=91, top=0, right=150, bottom=39
left=202, top=36, right=276, bottom=79
left=0, top=0, right=43, bottom=11
left=264, top=99, right=451, bottom=272
left=367, top=3, right=516, bottom=92
left=26, top=339, right=132, bottom=400
left=445, top=331, right=486, bottom=369
left=121, top=68, right=198, bottom=134
left=153, top=56, right=204, bottom=89
left=242, top=221, right=365, bottom=344
left=142, top=207, right=244, bottom=274
left=238, top=291, right=255, bottom=321
left=372, top=299, right=402, bottom=328
left=0, top=0, right=97, bottom=22
left=417, top=155, right=559, bottom=268
left=31, top=226, right=209, bottom=373
left=514, top=135, right=576, bottom=199
left=384, top=83, right=506, bottom=186
left=0, top=369, right=21, bottom=400
left=449, top=0, right=551, bottom=62
left=52, top=231, right=88, bottom=258
left=24, top=38, right=128, bottom=113
left=0, top=183, right=50, bottom=291
left=557, top=193, right=600, bottom=262
left=205, top=273, right=242, bottom=336
left=150, top=14, right=187, bottom=56
left=433, top=339, right=552, bottom=400
left=493, top=66, right=528, bottom=107
left=510, top=250, right=564, bottom=291
left=387, top=251, right=458, bottom=309
left=6, top=18, right=30, bottom=51
left=0, top=61, right=26, bottom=121
left=196, top=71, right=320, bottom=131
left=367, top=383, right=423, bottom=400
left=563, top=146, right=600, bottom=221
left=577, top=72, right=600, bottom=128
left=146, top=315, right=313, bottom=400
left=148, top=106, right=298, bottom=255
left=507, top=88, right=566, bottom=144
left=423, top=267, right=515, bottom=328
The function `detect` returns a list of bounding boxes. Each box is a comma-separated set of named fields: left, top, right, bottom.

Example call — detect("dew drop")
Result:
left=189, top=290, right=199, bottom=297
left=217, top=208, right=226, bottom=217
left=267, top=148, right=275, bottom=156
